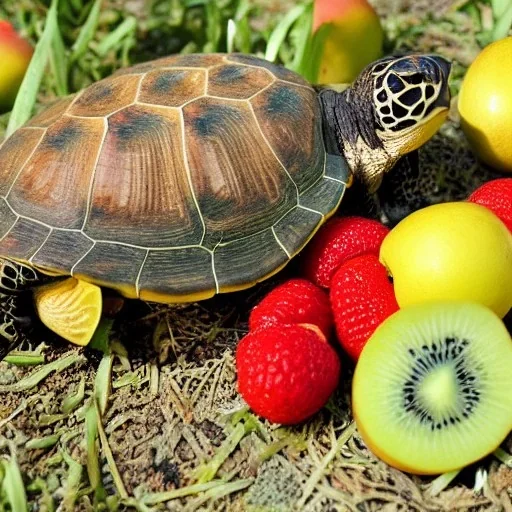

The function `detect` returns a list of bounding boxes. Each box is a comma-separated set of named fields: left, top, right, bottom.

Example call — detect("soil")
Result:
left=1, top=1, right=511, bottom=511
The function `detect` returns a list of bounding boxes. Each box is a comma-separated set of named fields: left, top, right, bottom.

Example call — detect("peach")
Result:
left=313, top=0, right=383, bottom=84
left=0, top=21, right=33, bottom=113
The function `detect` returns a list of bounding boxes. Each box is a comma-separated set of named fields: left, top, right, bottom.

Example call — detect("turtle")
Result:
left=0, top=52, right=451, bottom=358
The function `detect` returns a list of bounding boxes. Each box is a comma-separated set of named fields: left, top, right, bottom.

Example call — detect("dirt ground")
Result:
left=1, top=1, right=511, bottom=510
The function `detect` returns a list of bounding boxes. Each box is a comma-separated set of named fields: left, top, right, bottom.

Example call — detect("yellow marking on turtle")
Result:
left=139, top=286, right=215, bottom=304
left=33, top=277, right=102, bottom=346
left=4, top=128, right=47, bottom=198
left=81, top=118, right=109, bottom=231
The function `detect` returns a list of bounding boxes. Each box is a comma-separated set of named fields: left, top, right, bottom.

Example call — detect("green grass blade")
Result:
left=299, top=22, right=332, bottom=83
left=226, top=19, right=236, bottom=53
left=70, top=0, right=103, bottom=62
left=491, top=0, right=512, bottom=18
left=492, top=2, right=512, bottom=40
left=85, top=403, right=106, bottom=504
left=95, top=351, right=113, bottom=416
left=96, top=16, right=137, bottom=57
left=289, top=2, right=313, bottom=74
left=1, top=451, right=28, bottom=512
left=264, top=2, right=309, bottom=62
left=6, top=0, right=60, bottom=137
left=50, top=24, right=68, bottom=96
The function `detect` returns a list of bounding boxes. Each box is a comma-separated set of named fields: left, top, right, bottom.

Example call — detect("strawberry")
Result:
left=330, top=253, right=398, bottom=360
left=236, top=324, right=340, bottom=424
left=249, top=278, right=333, bottom=338
left=300, top=216, right=390, bottom=288
left=468, top=178, right=512, bottom=234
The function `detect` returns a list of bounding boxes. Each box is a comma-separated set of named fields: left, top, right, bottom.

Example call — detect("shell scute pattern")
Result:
left=84, top=104, right=203, bottom=248
left=251, top=82, right=324, bottom=194
left=27, top=97, right=74, bottom=127
left=0, top=127, right=45, bottom=196
left=7, top=116, right=106, bottom=230
left=139, top=68, right=206, bottom=107
left=0, top=53, right=348, bottom=301
left=182, top=96, right=298, bottom=246
left=68, top=74, right=141, bottom=118
left=207, top=65, right=273, bottom=99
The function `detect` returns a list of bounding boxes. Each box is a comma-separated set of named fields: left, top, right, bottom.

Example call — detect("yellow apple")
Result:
left=458, top=37, right=512, bottom=172
left=379, top=202, right=512, bottom=318
left=313, top=0, right=383, bottom=84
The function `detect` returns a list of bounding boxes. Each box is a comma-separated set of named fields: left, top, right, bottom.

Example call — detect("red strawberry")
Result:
left=300, top=216, right=390, bottom=288
left=468, top=178, right=512, bottom=234
left=249, top=278, right=333, bottom=338
left=236, top=324, right=340, bottom=424
left=330, top=253, right=398, bottom=360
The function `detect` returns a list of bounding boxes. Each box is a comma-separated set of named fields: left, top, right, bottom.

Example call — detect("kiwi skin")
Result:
left=352, top=301, right=512, bottom=475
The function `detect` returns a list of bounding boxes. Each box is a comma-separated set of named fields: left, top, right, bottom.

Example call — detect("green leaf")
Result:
left=70, top=0, right=103, bottom=62
left=265, top=2, right=309, bottom=62
left=6, top=0, right=60, bottom=137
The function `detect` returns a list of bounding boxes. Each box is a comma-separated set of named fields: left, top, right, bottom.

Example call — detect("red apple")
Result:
left=0, top=20, right=33, bottom=113
left=313, top=0, right=383, bottom=85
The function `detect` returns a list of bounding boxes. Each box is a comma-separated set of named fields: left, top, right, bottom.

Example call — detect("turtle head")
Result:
left=332, top=54, right=451, bottom=192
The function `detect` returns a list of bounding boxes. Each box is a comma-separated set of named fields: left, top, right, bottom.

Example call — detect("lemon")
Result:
left=458, top=37, right=512, bottom=172
left=379, top=202, right=512, bottom=318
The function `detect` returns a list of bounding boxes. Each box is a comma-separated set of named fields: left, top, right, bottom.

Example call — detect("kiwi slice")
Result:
left=352, top=301, right=512, bottom=475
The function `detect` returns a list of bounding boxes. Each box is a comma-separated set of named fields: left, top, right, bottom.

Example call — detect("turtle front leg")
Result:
left=0, top=258, right=43, bottom=359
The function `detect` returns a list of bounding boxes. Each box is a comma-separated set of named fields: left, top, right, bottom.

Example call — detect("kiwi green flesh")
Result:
left=352, top=302, right=512, bottom=475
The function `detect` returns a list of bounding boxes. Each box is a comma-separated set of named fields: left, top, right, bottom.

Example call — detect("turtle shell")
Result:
left=0, top=53, right=349, bottom=302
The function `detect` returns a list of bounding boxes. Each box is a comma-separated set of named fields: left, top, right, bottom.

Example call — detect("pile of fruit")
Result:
left=236, top=178, right=512, bottom=475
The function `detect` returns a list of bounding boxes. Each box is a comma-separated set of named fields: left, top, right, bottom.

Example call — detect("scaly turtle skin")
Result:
left=0, top=53, right=451, bottom=356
